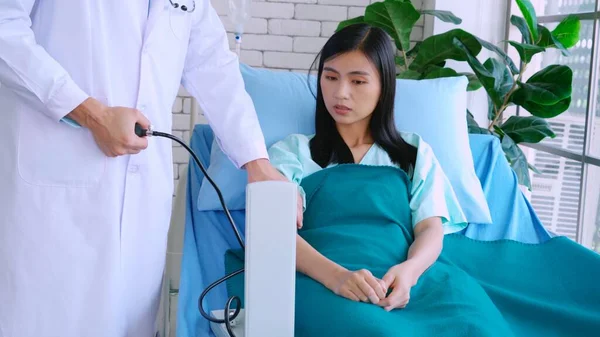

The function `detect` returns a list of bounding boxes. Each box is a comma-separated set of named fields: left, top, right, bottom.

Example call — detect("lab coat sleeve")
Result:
left=401, top=132, right=469, bottom=235
left=267, top=134, right=309, bottom=210
left=181, top=0, right=267, bottom=169
left=0, top=0, right=89, bottom=122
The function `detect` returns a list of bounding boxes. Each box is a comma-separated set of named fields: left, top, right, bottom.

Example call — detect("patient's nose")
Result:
left=334, top=81, right=350, bottom=100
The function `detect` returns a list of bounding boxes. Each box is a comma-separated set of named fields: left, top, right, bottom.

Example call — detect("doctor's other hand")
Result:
left=244, top=158, right=304, bottom=229
left=68, top=97, right=151, bottom=157
left=330, top=268, right=387, bottom=304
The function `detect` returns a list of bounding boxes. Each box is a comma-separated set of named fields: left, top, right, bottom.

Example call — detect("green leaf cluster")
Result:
left=337, top=0, right=580, bottom=190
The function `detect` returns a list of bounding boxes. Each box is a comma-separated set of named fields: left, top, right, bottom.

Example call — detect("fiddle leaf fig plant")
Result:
left=337, top=0, right=580, bottom=190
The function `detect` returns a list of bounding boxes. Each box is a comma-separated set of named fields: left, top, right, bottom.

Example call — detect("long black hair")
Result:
left=308, top=23, right=417, bottom=174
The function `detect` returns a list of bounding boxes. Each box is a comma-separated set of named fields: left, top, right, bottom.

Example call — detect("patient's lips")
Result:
left=334, top=104, right=352, bottom=115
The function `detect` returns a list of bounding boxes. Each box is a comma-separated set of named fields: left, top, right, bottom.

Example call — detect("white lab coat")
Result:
left=0, top=0, right=267, bottom=336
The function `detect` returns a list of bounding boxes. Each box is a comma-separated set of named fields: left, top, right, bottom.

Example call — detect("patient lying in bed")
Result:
left=266, top=23, right=513, bottom=336
left=226, top=23, right=600, bottom=337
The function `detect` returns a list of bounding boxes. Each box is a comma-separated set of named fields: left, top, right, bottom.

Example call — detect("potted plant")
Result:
left=337, top=0, right=581, bottom=190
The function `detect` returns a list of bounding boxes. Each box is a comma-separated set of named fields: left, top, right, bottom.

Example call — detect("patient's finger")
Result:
left=342, top=288, right=360, bottom=302
left=296, top=191, right=303, bottom=229
left=382, top=289, right=409, bottom=311
left=376, top=278, right=388, bottom=295
left=365, top=276, right=386, bottom=300
left=348, top=281, right=369, bottom=302
left=356, top=278, right=380, bottom=304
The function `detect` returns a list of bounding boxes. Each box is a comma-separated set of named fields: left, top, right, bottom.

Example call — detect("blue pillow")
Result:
left=197, top=64, right=492, bottom=225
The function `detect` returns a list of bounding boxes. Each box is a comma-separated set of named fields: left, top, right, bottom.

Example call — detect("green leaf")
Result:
left=364, top=0, right=421, bottom=52
left=502, top=134, right=532, bottom=190
left=508, top=41, right=546, bottom=63
left=406, top=41, right=422, bottom=59
left=484, top=58, right=514, bottom=99
left=517, top=96, right=571, bottom=118
left=469, top=55, right=513, bottom=109
left=467, top=109, right=477, bottom=125
left=453, top=38, right=514, bottom=109
left=423, top=67, right=459, bottom=79
left=419, top=10, right=462, bottom=25
left=494, top=125, right=505, bottom=136
left=397, top=42, right=423, bottom=69
left=336, top=16, right=365, bottom=32
left=411, top=29, right=482, bottom=71
left=422, top=67, right=485, bottom=93
left=461, top=73, right=483, bottom=91
left=467, top=110, right=493, bottom=135
left=395, top=55, right=406, bottom=67
left=499, top=115, right=556, bottom=143
left=515, top=0, right=539, bottom=42
left=537, top=25, right=570, bottom=56
left=512, top=64, right=572, bottom=106
left=511, top=15, right=532, bottom=44
left=397, top=70, right=422, bottom=79
left=552, top=15, right=580, bottom=49
left=476, top=38, right=520, bottom=75
left=488, top=96, right=496, bottom=121
left=528, top=162, right=541, bottom=174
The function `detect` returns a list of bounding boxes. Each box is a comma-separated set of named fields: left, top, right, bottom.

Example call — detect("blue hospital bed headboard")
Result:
left=176, top=124, right=552, bottom=337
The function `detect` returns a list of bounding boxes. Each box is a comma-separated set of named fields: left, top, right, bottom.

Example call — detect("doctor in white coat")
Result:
left=0, top=1, right=298, bottom=337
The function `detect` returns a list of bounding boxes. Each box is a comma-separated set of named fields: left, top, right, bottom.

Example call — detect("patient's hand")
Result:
left=379, top=262, right=419, bottom=311
left=330, top=269, right=387, bottom=304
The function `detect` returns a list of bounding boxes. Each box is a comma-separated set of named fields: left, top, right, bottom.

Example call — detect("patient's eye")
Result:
left=352, top=80, right=367, bottom=85
left=324, top=75, right=338, bottom=81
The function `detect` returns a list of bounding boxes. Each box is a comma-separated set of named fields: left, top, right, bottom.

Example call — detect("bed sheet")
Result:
left=176, top=125, right=552, bottom=337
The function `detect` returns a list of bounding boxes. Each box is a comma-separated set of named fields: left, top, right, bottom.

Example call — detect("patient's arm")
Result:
left=296, top=234, right=387, bottom=304
left=379, top=216, right=444, bottom=311
left=405, top=216, right=444, bottom=277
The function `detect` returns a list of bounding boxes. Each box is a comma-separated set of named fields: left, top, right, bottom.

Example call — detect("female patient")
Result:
left=267, top=23, right=514, bottom=336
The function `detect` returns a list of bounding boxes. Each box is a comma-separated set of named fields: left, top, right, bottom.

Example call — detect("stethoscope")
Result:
left=168, top=0, right=195, bottom=12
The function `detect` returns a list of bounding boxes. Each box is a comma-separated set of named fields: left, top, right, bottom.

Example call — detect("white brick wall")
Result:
left=171, top=0, right=426, bottom=196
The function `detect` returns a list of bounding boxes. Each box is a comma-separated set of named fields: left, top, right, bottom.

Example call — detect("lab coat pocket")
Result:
left=17, top=106, right=107, bottom=188
left=167, top=7, right=193, bottom=41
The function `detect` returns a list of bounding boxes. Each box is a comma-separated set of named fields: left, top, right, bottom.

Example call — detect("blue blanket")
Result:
left=224, top=164, right=600, bottom=336
left=177, top=126, right=554, bottom=337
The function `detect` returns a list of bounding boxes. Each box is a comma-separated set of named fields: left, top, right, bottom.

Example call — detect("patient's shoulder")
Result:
left=268, top=133, right=314, bottom=160
left=397, top=130, right=429, bottom=149
left=270, top=133, right=313, bottom=151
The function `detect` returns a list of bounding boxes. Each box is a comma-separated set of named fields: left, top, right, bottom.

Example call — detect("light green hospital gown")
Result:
left=267, top=132, right=468, bottom=234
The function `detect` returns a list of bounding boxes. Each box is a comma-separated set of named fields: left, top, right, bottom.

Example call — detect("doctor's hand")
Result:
left=378, top=261, right=419, bottom=311
left=330, top=268, right=388, bottom=304
left=244, top=159, right=304, bottom=229
left=69, top=98, right=151, bottom=157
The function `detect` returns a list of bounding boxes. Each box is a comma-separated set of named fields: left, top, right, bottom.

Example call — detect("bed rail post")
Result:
left=245, top=181, right=297, bottom=337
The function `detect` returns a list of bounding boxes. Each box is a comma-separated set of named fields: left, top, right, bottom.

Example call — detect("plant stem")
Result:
left=488, top=63, right=528, bottom=130
left=403, top=50, right=409, bottom=72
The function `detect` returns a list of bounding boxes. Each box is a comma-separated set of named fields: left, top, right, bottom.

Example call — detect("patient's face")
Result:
left=320, top=50, right=381, bottom=127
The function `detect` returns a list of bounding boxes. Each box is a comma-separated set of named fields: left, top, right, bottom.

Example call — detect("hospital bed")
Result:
left=174, top=122, right=555, bottom=337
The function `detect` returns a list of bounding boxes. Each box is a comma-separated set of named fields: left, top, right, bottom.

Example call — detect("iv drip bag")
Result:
left=228, top=0, right=251, bottom=34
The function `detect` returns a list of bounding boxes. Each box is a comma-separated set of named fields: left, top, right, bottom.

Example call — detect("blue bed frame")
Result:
left=176, top=124, right=553, bottom=337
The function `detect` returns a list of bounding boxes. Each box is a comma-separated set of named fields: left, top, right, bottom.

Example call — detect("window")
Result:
left=506, top=0, right=600, bottom=252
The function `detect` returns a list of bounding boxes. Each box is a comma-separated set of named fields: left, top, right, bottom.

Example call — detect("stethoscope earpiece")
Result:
left=168, top=0, right=195, bottom=12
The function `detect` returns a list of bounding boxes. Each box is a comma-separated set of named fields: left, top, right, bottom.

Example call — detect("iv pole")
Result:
left=228, top=0, right=251, bottom=57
